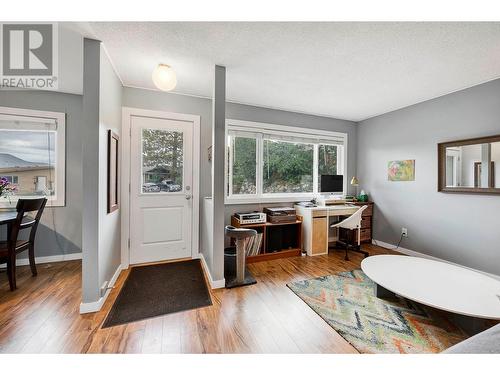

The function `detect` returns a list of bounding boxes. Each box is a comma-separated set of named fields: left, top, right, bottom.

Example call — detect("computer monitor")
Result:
left=320, top=175, right=343, bottom=193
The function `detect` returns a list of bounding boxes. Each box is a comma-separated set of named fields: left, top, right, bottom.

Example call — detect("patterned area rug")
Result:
left=287, top=269, right=468, bottom=353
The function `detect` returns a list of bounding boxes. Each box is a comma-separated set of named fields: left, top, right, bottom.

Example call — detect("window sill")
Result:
left=225, top=195, right=315, bottom=205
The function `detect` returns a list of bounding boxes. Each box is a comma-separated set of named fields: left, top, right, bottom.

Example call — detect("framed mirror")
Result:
left=438, top=134, right=500, bottom=194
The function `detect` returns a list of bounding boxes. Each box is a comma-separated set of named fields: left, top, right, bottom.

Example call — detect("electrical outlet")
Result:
left=401, top=227, right=408, bottom=238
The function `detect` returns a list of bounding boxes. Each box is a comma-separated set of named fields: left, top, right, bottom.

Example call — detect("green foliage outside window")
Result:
left=263, top=140, right=314, bottom=193
left=231, top=137, right=256, bottom=194
left=228, top=134, right=341, bottom=196
left=142, top=129, right=183, bottom=185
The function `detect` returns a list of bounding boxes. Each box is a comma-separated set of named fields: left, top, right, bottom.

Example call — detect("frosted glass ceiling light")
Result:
left=152, top=64, right=177, bottom=91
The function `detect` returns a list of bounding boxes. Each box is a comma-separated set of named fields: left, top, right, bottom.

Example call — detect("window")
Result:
left=228, top=135, right=256, bottom=195
left=0, top=107, right=66, bottom=207
left=0, top=175, right=18, bottom=184
left=226, top=119, right=347, bottom=203
left=263, top=139, right=314, bottom=193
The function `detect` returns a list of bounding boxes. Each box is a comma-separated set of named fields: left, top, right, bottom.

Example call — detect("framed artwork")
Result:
left=107, top=130, right=120, bottom=213
left=388, top=160, right=415, bottom=181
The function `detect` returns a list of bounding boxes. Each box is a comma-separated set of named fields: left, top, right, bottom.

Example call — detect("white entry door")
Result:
left=129, top=115, right=193, bottom=264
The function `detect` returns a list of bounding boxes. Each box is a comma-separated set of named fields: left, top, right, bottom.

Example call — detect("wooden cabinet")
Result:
left=230, top=216, right=302, bottom=263
left=311, top=216, right=327, bottom=256
left=352, top=201, right=374, bottom=243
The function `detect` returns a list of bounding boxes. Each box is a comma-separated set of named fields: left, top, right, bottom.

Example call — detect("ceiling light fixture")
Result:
left=152, top=63, right=177, bottom=91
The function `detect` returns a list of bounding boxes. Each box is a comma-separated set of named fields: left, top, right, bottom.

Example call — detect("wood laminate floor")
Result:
left=0, top=244, right=396, bottom=353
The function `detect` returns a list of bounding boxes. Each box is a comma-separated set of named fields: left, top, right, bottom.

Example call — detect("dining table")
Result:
left=0, top=211, right=20, bottom=242
left=0, top=211, right=18, bottom=225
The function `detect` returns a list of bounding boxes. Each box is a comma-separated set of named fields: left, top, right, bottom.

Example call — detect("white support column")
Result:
left=211, top=65, right=226, bottom=281
left=81, top=38, right=101, bottom=305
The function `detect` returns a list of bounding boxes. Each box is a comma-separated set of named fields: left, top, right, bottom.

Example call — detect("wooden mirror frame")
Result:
left=438, top=134, right=500, bottom=195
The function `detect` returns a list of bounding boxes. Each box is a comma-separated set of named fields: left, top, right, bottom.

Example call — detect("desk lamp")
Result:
left=350, top=176, right=359, bottom=200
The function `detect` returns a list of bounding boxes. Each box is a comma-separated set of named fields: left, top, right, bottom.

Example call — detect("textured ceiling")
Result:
left=88, top=22, right=500, bottom=121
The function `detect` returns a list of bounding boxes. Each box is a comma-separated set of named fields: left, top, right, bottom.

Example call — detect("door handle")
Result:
left=185, top=194, right=192, bottom=200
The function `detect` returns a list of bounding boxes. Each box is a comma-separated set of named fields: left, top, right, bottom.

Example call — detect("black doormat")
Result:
left=102, top=259, right=212, bottom=328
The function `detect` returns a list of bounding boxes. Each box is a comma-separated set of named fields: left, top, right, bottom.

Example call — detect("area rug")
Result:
left=287, top=269, right=468, bottom=353
left=102, top=259, right=212, bottom=328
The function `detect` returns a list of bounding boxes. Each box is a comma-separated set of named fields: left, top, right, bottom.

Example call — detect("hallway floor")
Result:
left=0, top=244, right=395, bottom=353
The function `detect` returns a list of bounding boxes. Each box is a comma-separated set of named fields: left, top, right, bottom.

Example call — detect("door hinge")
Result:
left=129, top=127, right=132, bottom=136
left=129, top=183, right=131, bottom=193
left=128, top=238, right=130, bottom=248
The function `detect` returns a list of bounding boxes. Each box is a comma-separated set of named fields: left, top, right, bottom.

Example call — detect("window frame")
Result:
left=0, top=106, right=66, bottom=208
left=0, top=175, right=19, bottom=184
left=225, top=119, right=348, bottom=204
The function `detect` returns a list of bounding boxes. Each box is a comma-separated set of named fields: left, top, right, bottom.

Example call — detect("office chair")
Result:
left=330, top=205, right=369, bottom=261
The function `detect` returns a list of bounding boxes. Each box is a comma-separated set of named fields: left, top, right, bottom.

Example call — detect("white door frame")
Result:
left=121, top=107, right=201, bottom=269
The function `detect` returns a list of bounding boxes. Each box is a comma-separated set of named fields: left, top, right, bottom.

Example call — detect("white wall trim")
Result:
left=121, top=107, right=201, bottom=268
left=359, top=74, right=500, bottom=122
left=373, top=239, right=500, bottom=282
left=196, top=253, right=225, bottom=289
left=226, top=118, right=349, bottom=139
left=0, top=252, right=82, bottom=269
left=122, top=84, right=355, bottom=122
left=79, top=263, right=122, bottom=314
left=101, top=43, right=124, bottom=87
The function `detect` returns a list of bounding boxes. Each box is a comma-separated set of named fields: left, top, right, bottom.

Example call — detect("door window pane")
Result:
left=263, top=139, right=313, bottom=193
left=229, top=136, right=256, bottom=195
left=142, top=129, right=183, bottom=193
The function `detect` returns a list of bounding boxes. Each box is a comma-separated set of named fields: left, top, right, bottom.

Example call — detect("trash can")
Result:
left=224, top=246, right=237, bottom=279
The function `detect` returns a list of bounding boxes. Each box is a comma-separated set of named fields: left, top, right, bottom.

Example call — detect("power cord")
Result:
left=394, top=233, right=404, bottom=250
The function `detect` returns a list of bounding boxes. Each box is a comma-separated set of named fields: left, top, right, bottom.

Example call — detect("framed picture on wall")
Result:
left=388, top=159, right=415, bottom=181
left=107, top=130, right=120, bottom=213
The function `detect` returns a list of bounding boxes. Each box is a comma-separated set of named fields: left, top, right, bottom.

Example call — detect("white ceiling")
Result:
left=88, top=22, right=500, bottom=121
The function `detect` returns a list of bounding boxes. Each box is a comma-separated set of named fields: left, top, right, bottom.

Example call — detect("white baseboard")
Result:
left=373, top=239, right=500, bottom=282
left=0, top=252, right=82, bottom=269
left=196, top=253, right=225, bottom=289
left=79, top=263, right=123, bottom=314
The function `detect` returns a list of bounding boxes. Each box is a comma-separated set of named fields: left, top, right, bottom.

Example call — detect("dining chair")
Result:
left=0, top=198, right=47, bottom=291
left=330, top=205, right=369, bottom=261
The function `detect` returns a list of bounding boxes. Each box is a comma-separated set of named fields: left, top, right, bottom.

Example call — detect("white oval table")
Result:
left=361, top=255, right=500, bottom=333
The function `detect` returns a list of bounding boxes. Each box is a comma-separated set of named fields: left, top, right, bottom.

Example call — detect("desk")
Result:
left=295, top=202, right=374, bottom=256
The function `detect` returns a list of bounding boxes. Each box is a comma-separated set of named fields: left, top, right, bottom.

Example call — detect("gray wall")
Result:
left=122, top=86, right=358, bottom=279
left=357, top=78, right=500, bottom=277
left=225, top=102, right=358, bottom=217
left=122, top=88, right=358, bottom=204
left=122, top=88, right=213, bottom=201
left=98, top=45, right=122, bottom=294
left=0, top=90, right=82, bottom=258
